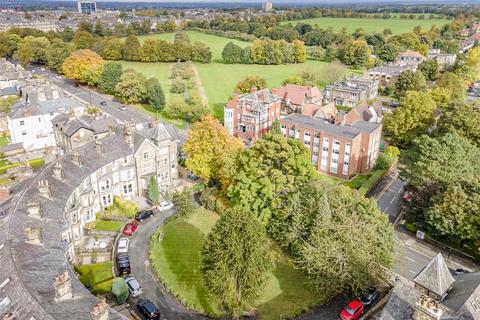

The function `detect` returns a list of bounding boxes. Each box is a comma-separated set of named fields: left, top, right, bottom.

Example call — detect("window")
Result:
left=20, top=120, right=25, bottom=126
left=100, top=179, right=110, bottom=192
left=38, top=118, right=41, bottom=123
left=50, top=112, right=54, bottom=116
left=123, top=184, right=133, bottom=194
left=71, top=212, right=78, bottom=224
left=102, top=194, right=112, bottom=206
left=143, top=152, right=149, bottom=160
left=22, top=131, right=27, bottom=136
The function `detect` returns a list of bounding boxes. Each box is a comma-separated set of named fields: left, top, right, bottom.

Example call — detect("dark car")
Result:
left=137, top=299, right=160, bottom=320
left=359, top=287, right=380, bottom=308
left=116, top=253, right=131, bottom=275
left=135, top=210, right=155, bottom=221
left=454, top=268, right=469, bottom=275
left=100, top=101, right=107, bottom=106
left=187, top=172, right=199, bottom=181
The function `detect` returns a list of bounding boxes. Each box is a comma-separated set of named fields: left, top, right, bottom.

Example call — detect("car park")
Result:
left=135, top=210, right=155, bottom=221
left=157, top=201, right=174, bottom=212
left=125, top=276, right=143, bottom=297
left=123, top=221, right=138, bottom=235
left=117, top=238, right=129, bottom=254
left=340, top=300, right=364, bottom=320
left=116, top=253, right=131, bottom=275
left=359, top=287, right=380, bottom=308
left=137, top=299, right=160, bottom=320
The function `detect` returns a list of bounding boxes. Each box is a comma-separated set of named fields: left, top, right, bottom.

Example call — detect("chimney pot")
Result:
left=54, top=270, right=73, bottom=301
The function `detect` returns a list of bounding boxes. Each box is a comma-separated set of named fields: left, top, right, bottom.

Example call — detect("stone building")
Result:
left=324, top=77, right=379, bottom=108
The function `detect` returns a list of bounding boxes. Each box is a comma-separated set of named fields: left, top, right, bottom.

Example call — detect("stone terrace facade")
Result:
left=0, top=119, right=179, bottom=320
left=224, top=88, right=282, bottom=143
left=324, top=77, right=379, bottom=108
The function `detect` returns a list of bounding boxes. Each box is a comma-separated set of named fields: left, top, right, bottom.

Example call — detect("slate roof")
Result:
left=368, top=64, right=413, bottom=76
left=1, top=134, right=130, bottom=320
left=10, top=97, right=84, bottom=119
left=444, top=271, right=480, bottom=313
left=134, top=122, right=178, bottom=152
left=414, top=253, right=455, bottom=297
left=282, top=113, right=380, bottom=139
left=52, top=114, right=116, bottom=137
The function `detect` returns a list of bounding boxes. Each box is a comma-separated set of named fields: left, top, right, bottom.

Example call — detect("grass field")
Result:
left=281, top=16, right=451, bottom=34
left=124, top=31, right=359, bottom=120
left=149, top=208, right=324, bottom=319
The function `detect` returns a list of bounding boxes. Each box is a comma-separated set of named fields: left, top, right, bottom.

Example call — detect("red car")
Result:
left=340, top=300, right=364, bottom=320
left=123, top=222, right=138, bottom=236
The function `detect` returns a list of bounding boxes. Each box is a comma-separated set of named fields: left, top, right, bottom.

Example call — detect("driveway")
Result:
left=126, top=210, right=204, bottom=320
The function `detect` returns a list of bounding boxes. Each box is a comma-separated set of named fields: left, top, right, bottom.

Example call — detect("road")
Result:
left=26, top=65, right=188, bottom=145
left=126, top=210, right=204, bottom=320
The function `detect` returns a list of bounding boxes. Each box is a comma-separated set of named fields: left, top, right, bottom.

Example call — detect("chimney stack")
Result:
left=52, top=163, right=64, bottom=180
left=54, top=270, right=73, bottom=301
left=71, top=151, right=81, bottom=166
left=27, top=202, right=42, bottom=219
left=37, top=180, right=51, bottom=199
left=414, top=295, right=444, bottom=320
left=91, top=297, right=109, bottom=320
left=25, top=227, right=41, bottom=245
left=95, top=141, right=104, bottom=155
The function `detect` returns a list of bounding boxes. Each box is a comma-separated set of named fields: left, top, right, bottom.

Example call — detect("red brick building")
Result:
left=271, top=84, right=323, bottom=114
left=224, top=88, right=282, bottom=143
left=280, top=109, right=382, bottom=179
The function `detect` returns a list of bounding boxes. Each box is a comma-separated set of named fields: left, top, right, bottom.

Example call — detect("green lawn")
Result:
left=74, top=262, right=114, bottom=295
left=123, top=31, right=362, bottom=120
left=95, top=220, right=123, bottom=232
left=281, top=17, right=451, bottom=34
left=149, top=208, right=324, bottom=319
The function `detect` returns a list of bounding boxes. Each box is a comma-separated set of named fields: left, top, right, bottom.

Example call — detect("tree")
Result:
left=0, top=32, right=21, bottom=58
left=394, top=70, right=426, bottom=97
left=123, top=35, right=141, bottom=61
left=234, top=76, right=267, bottom=94
left=383, top=91, right=436, bottom=147
left=438, top=103, right=480, bottom=147
left=62, top=49, right=104, bottom=85
left=147, top=82, right=166, bottom=111
left=297, top=185, right=393, bottom=294
left=98, top=61, right=123, bottom=94
left=147, top=176, right=160, bottom=204
left=282, top=76, right=304, bottom=86
left=228, top=134, right=317, bottom=223
left=377, top=43, right=399, bottom=62
left=435, top=72, right=467, bottom=102
left=201, top=206, right=273, bottom=318
left=465, top=46, right=480, bottom=79
left=270, top=119, right=281, bottom=135
left=183, top=115, right=243, bottom=189
left=102, top=38, right=124, bottom=60
left=72, top=30, right=94, bottom=49
left=401, top=133, right=480, bottom=188
left=418, top=59, right=439, bottom=81
left=47, top=38, right=71, bottom=73
left=222, top=42, right=243, bottom=64
left=172, top=187, right=195, bottom=216
left=323, top=61, right=348, bottom=84
left=111, top=277, right=129, bottom=304
left=114, top=70, right=147, bottom=104
left=15, top=36, right=50, bottom=66
left=342, top=40, right=370, bottom=68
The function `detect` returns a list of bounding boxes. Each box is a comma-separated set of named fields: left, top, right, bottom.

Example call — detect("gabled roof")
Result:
left=398, top=50, right=424, bottom=58
left=273, top=84, right=322, bottom=106
left=413, top=253, right=455, bottom=297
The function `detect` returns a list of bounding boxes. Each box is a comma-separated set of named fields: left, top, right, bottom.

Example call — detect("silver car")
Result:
left=125, top=276, right=143, bottom=297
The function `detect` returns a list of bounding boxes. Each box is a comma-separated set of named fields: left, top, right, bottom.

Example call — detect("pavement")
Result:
left=125, top=209, right=205, bottom=320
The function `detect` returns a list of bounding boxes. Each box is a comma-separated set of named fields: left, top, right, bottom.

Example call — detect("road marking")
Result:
left=409, top=269, right=417, bottom=275
left=397, top=240, right=435, bottom=260
left=405, top=256, right=415, bottom=262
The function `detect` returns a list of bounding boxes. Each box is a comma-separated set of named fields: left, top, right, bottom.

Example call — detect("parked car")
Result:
left=125, top=276, right=143, bottom=297
left=135, top=210, right=155, bottom=221
left=119, top=105, right=127, bottom=111
left=403, top=191, right=413, bottom=202
left=157, top=201, right=174, bottom=212
left=100, top=101, right=107, bottom=106
left=116, top=253, right=131, bottom=275
left=340, top=300, right=364, bottom=320
left=137, top=299, right=160, bottom=320
left=454, top=268, right=469, bottom=275
left=123, top=221, right=138, bottom=235
left=117, top=238, right=129, bottom=254
left=359, top=287, right=380, bottom=308
left=187, top=172, right=199, bottom=181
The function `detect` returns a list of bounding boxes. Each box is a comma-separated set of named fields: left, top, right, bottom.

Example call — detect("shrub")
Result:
left=404, top=222, right=418, bottom=233
left=113, top=196, right=137, bottom=218
left=172, top=187, right=195, bottom=216
left=111, top=277, right=129, bottom=304
left=170, top=78, right=187, bottom=94
left=199, top=188, right=216, bottom=211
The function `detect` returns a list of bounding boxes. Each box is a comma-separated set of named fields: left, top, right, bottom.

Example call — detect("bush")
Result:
left=111, top=277, right=129, bottom=304
left=113, top=196, right=137, bottom=218
left=404, top=222, right=418, bottom=233
left=199, top=188, right=216, bottom=211
left=170, top=78, right=187, bottom=94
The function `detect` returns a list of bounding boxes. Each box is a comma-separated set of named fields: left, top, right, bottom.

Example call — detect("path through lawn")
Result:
left=149, top=208, right=326, bottom=319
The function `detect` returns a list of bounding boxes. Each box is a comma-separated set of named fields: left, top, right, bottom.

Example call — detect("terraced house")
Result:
left=324, top=77, right=379, bottom=108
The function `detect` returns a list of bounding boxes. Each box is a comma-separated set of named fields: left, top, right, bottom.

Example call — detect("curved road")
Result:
left=127, top=210, right=205, bottom=320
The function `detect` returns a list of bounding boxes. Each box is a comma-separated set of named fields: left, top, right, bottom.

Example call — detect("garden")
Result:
left=149, top=208, right=325, bottom=319
left=75, top=262, right=114, bottom=295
